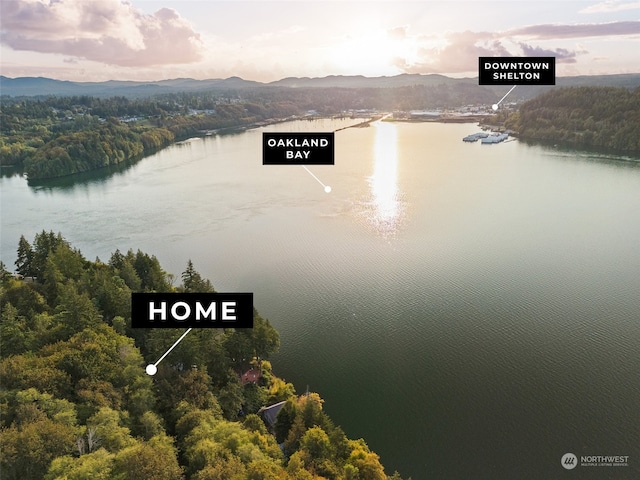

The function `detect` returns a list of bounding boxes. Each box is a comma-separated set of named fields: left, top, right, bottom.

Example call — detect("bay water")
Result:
left=2, top=118, right=639, bottom=479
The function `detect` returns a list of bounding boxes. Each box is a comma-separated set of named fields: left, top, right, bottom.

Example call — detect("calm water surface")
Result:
left=2, top=119, right=640, bottom=479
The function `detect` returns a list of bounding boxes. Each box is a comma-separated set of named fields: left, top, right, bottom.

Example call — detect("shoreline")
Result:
left=386, top=114, right=494, bottom=124
left=20, top=114, right=376, bottom=183
left=19, top=114, right=640, bottom=183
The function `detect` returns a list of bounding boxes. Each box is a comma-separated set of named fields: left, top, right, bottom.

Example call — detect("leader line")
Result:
left=145, top=328, right=192, bottom=376
left=301, top=165, right=332, bottom=193
left=492, top=85, right=517, bottom=111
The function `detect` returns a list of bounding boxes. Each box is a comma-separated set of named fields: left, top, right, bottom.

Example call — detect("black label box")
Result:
left=479, top=57, right=556, bottom=85
left=263, top=132, right=334, bottom=165
left=132, top=292, right=254, bottom=328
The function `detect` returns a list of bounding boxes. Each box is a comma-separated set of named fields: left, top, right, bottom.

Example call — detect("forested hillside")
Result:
left=1, top=81, right=505, bottom=180
left=504, top=86, right=640, bottom=152
left=0, top=231, right=406, bottom=480
left=0, top=95, right=300, bottom=180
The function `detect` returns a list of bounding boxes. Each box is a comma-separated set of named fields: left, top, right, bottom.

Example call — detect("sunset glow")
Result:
left=1, top=0, right=639, bottom=81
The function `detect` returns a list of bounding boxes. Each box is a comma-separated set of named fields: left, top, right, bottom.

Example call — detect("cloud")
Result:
left=387, top=26, right=408, bottom=40
left=395, top=30, right=512, bottom=74
left=580, top=0, right=640, bottom=13
left=393, top=20, right=638, bottom=75
left=507, top=21, right=640, bottom=39
left=518, top=43, right=582, bottom=63
left=0, top=0, right=204, bottom=67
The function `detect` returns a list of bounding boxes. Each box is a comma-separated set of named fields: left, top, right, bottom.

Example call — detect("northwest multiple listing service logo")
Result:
left=561, top=453, right=578, bottom=470
left=562, top=452, right=630, bottom=470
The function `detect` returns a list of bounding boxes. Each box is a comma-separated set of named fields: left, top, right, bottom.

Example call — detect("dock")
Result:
left=481, top=133, right=509, bottom=144
left=463, top=132, right=490, bottom=142
left=463, top=132, right=509, bottom=144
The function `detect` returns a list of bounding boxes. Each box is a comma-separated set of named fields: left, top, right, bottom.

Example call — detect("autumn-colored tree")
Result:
left=1, top=233, right=406, bottom=480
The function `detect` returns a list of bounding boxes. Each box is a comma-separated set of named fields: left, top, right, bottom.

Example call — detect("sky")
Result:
left=1, top=0, right=639, bottom=82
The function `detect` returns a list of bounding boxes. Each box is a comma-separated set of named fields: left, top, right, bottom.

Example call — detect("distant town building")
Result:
left=409, top=110, right=441, bottom=119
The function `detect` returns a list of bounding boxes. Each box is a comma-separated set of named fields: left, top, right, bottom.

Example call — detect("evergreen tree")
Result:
left=1, top=233, right=407, bottom=480
left=182, top=259, right=214, bottom=292
left=15, top=235, right=34, bottom=277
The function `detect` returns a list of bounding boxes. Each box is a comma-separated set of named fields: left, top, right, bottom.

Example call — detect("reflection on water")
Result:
left=1, top=166, right=23, bottom=180
left=25, top=153, right=146, bottom=192
left=366, top=121, right=404, bottom=237
left=2, top=119, right=640, bottom=480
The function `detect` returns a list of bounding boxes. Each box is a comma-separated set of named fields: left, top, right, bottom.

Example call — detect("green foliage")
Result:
left=300, top=426, right=332, bottom=461
left=2, top=83, right=500, bottom=179
left=0, top=389, right=80, bottom=480
left=243, top=413, right=269, bottom=435
left=0, top=417, right=79, bottom=480
left=109, top=249, right=142, bottom=291
left=345, top=439, right=387, bottom=480
left=0, top=351, right=73, bottom=401
left=506, top=86, right=640, bottom=152
left=22, top=122, right=161, bottom=179
left=13, top=230, right=68, bottom=280
left=0, top=303, right=30, bottom=355
left=0, top=233, right=405, bottom=480
left=220, top=315, right=280, bottom=374
left=51, top=283, right=103, bottom=339
left=45, top=448, right=115, bottom=480
left=137, top=410, right=165, bottom=441
left=274, top=399, right=298, bottom=444
left=132, top=249, right=173, bottom=292
left=112, top=434, right=183, bottom=480
left=0, top=288, right=48, bottom=354
left=15, top=235, right=34, bottom=276
left=180, top=416, right=283, bottom=477
left=191, top=456, right=257, bottom=480
left=217, top=374, right=245, bottom=420
left=243, top=384, right=269, bottom=416
left=174, top=404, right=221, bottom=445
left=182, top=259, right=215, bottom=292
left=140, top=128, right=174, bottom=150
left=154, top=367, right=222, bottom=429
left=85, top=407, right=136, bottom=452
left=267, top=376, right=296, bottom=404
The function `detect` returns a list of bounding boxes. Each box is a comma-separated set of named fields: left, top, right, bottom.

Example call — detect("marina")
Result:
left=481, top=133, right=509, bottom=144
left=463, top=132, right=490, bottom=142
left=463, top=131, right=510, bottom=144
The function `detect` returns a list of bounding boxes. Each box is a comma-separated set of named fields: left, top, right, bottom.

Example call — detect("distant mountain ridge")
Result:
left=269, top=73, right=464, bottom=88
left=0, top=75, right=264, bottom=98
left=1, top=73, right=639, bottom=99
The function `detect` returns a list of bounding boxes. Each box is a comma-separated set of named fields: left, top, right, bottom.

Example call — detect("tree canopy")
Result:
left=504, top=86, right=640, bottom=152
left=1, top=231, right=408, bottom=480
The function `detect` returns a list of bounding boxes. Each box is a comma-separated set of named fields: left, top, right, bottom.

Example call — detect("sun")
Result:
left=328, top=29, right=418, bottom=76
